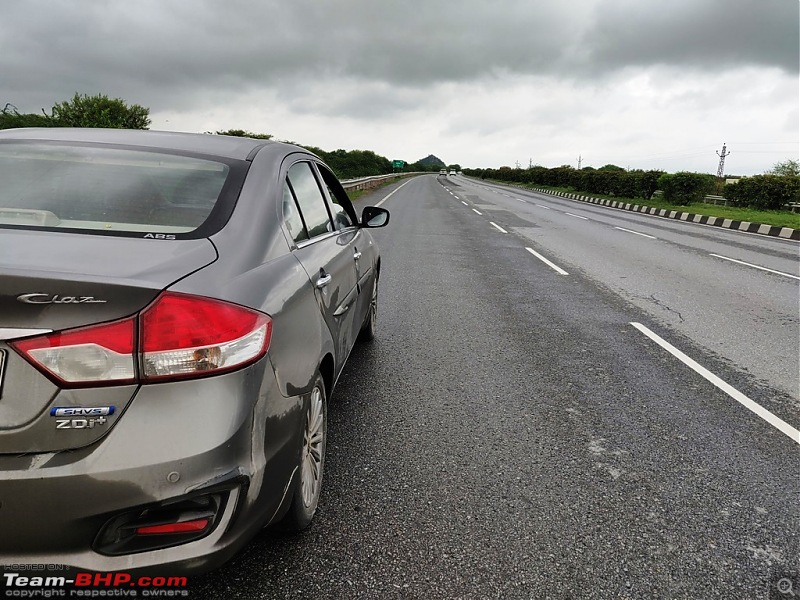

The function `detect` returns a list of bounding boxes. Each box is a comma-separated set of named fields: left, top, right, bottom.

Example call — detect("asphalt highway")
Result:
left=193, top=175, right=799, bottom=599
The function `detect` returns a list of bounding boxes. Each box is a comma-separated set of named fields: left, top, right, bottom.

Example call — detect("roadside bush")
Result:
left=0, top=104, right=53, bottom=129
left=637, top=170, right=663, bottom=200
left=303, top=146, right=392, bottom=179
left=565, top=168, right=662, bottom=199
left=545, top=166, right=574, bottom=187
left=724, top=175, right=800, bottom=210
left=51, top=93, right=150, bottom=129
left=528, top=166, right=548, bottom=185
left=464, top=166, right=680, bottom=203
left=657, top=172, right=715, bottom=205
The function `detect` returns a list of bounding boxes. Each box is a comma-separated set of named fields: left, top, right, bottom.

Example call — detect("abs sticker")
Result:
left=50, top=406, right=115, bottom=430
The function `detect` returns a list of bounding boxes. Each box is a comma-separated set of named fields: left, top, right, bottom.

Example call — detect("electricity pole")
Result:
left=716, top=143, right=730, bottom=178
left=715, top=143, right=731, bottom=194
left=577, top=155, right=582, bottom=170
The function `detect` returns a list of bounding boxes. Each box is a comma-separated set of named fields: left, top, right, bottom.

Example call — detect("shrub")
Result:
left=51, top=93, right=150, bottom=129
left=724, top=175, right=800, bottom=210
left=657, top=172, right=715, bottom=205
left=0, top=104, right=53, bottom=129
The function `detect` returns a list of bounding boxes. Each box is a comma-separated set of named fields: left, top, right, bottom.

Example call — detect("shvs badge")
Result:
left=50, top=406, right=115, bottom=430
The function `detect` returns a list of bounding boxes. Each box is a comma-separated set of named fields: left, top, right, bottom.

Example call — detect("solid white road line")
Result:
left=615, top=226, right=657, bottom=240
left=461, top=201, right=468, bottom=206
left=565, top=212, right=589, bottom=220
left=472, top=209, right=483, bottom=215
left=709, top=254, right=800, bottom=281
left=375, top=179, right=414, bottom=207
left=490, top=222, right=508, bottom=233
left=525, top=247, right=569, bottom=276
left=630, top=322, right=800, bottom=445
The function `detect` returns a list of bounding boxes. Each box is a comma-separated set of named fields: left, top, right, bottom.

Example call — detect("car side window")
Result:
left=317, top=165, right=355, bottom=230
left=282, top=182, right=309, bottom=244
left=287, top=162, right=334, bottom=238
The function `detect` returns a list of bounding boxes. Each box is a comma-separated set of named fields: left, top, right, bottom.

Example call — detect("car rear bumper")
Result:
left=0, top=358, right=304, bottom=573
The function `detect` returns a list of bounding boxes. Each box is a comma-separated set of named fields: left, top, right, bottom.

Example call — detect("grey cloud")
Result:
left=583, top=0, right=799, bottom=74
left=277, top=80, right=427, bottom=120
left=1, top=0, right=573, bottom=115
left=0, top=0, right=796, bottom=120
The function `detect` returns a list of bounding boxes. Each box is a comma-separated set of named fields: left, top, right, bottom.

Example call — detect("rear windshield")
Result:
left=0, top=143, right=231, bottom=235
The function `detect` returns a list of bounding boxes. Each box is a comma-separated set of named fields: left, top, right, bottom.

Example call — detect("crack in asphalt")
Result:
left=646, top=293, right=686, bottom=322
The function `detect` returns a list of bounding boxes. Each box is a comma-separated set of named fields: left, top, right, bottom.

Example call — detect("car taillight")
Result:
left=10, top=292, right=271, bottom=387
left=11, top=319, right=136, bottom=385
left=140, top=292, right=271, bottom=381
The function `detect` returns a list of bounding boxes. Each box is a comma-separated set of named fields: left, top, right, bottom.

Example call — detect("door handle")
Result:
left=353, top=251, right=362, bottom=261
left=316, top=273, right=332, bottom=289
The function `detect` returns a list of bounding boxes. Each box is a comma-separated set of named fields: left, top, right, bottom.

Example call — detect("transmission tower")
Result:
left=716, top=143, right=731, bottom=178
left=577, top=155, right=582, bottom=170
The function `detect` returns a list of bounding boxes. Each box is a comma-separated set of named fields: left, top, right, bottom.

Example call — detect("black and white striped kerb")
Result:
left=531, top=188, right=800, bottom=240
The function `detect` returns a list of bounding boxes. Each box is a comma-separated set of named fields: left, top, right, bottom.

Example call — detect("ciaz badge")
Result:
left=51, top=406, right=115, bottom=430
left=17, top=293, right=107, bottom=304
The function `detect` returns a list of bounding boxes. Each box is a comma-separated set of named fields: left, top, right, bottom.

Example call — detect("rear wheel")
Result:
left=358, top=277, right=378, bottom=342
left=279, top=374, right=327, bottom=531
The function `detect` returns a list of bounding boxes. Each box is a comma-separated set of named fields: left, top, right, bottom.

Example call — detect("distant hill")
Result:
left=417, top=154, right=446, bottom=168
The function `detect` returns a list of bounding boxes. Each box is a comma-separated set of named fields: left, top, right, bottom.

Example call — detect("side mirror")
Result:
left=361, top=206, right=390, bottom=228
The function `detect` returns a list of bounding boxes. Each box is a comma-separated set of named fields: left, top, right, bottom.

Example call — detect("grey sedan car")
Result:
left=0, top=128, right=389, bottom=573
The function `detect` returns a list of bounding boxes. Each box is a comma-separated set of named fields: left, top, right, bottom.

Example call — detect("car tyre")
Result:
left=279, top=373, right=327, bottom=531
left=358, top=277, right=378, bottom=342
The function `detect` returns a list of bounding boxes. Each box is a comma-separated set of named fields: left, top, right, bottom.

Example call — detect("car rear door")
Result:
left=284, top=161, right=360, bottom=368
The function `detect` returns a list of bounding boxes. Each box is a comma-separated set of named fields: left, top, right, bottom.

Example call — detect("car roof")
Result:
left=0, top=128, right=303, bottom=161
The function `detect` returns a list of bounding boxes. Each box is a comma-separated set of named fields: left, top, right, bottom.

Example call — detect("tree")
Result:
left=766, top=159, right=800, bottom=177
left=215, top=129, right=273, bottom=139
left=0, top=104, right=52, bottom=129
left=51, top=93, right=150, bottom=129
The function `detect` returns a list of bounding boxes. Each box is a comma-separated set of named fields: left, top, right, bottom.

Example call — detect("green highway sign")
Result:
left=392, top=160, right=405, bottom=169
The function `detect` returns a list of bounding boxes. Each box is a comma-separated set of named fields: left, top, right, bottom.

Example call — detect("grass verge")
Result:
left=489, top=182, right=800, bottom=230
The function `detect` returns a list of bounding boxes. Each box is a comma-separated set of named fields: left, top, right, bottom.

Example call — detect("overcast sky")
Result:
left=2, top=0, right=797, bottom=174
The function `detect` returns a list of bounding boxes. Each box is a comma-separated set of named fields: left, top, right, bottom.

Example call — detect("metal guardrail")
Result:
left=704, top=194, right=727, bottom=205
left=700, top=195, right=798, bottom=212
left=340, top=172, right=425, bottom=191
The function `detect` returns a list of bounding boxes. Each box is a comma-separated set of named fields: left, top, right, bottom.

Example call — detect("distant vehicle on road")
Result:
left=0, top=128, right=390, bottom=574
left=439, top=168, right=447, bottom=175
left=449, top=170, right=457, bottom=176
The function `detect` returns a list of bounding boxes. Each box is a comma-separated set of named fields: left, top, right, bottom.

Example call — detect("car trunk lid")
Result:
left=0, top=229, right=218, bottom=453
